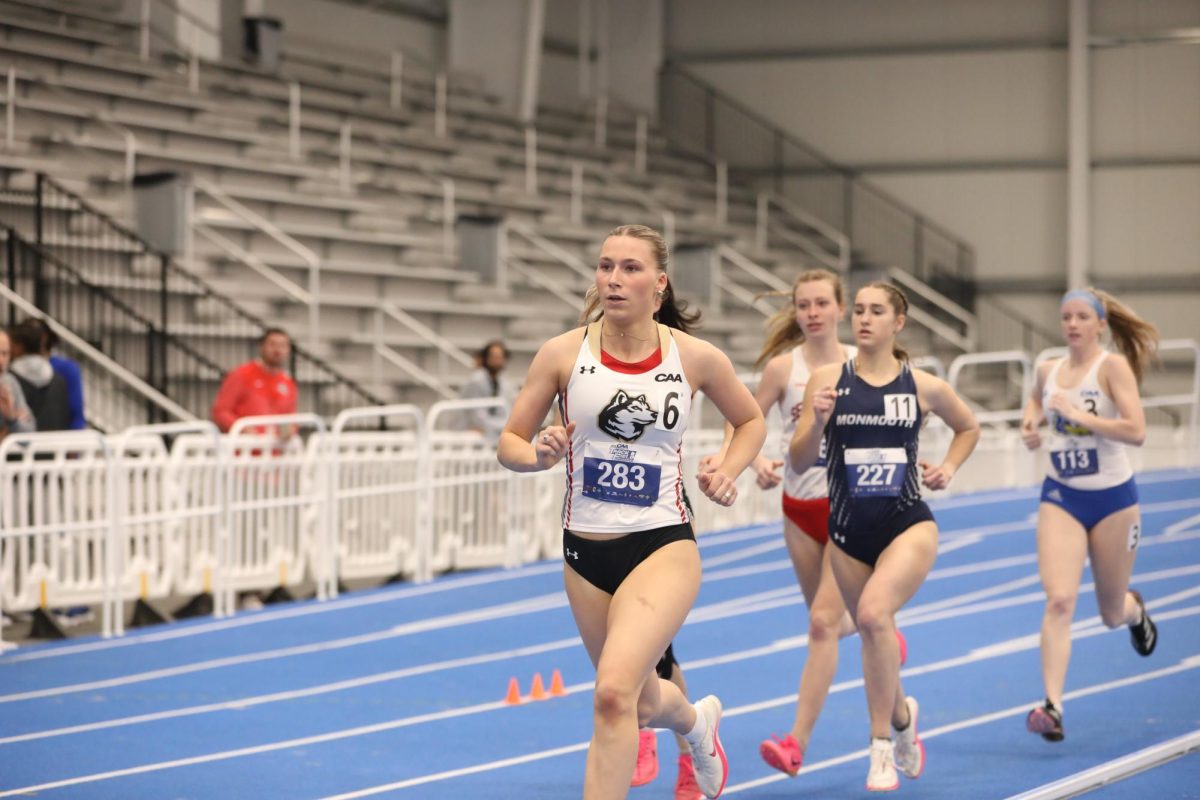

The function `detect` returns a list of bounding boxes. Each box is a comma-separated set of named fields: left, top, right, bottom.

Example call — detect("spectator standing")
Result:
left=459, top=340, right=516, bottom=441
left=23, top=318, right=85, bottom=430
left=211, top=328, right=298, bottom=435
left=7, top=322, right=71, bottom=432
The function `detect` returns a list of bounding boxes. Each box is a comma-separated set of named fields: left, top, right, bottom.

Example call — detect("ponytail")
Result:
left=1092, top=288, right=1158, bottom=384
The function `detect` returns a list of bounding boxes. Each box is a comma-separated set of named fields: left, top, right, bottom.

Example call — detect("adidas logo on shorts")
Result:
left=1047, top=489, right=1063, bottom=502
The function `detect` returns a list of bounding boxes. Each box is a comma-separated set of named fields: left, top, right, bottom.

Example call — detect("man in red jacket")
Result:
left=212, top=328, right=298, bottom=434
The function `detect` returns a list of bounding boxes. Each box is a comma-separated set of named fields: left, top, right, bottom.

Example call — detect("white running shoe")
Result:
left=866, top=738, right=899, bottom=792
left=893, top=696, right=925, bottom=779
left=688, top=695, right=729, bottom=799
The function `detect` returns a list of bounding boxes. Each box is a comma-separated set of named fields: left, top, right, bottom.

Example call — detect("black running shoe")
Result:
left=1128, top=589, right=1158, bottom=657
left=1026, top=700, right=1063, bottom=742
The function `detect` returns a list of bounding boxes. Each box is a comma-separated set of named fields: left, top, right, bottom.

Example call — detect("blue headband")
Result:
left=1061, top=289, right=1106, bottom=320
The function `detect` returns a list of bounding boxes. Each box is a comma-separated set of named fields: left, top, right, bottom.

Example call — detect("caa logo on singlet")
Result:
left=598, top=390, right=658, bottom=442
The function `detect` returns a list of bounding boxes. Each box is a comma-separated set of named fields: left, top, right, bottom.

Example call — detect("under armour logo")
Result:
left=580, top=366, right=596, bottom=374
left=565, top=548, right=579, bottom=560
left=833, top=531, right=846, bottom=544
left=837, top=387, right=851, bottom=396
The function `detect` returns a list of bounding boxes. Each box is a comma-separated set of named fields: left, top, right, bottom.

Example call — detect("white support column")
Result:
left=1068, top=0, right=1090, bottom=290
left=434, top=73, right=448, bottom=138
left=288, top=82, right=301, bottom=159
left=594, top=94, right=608, bottom=148
left=577, top=0, right=592, bottom=100
left=715, top=161, right=728, bottom=226
left=524, top=126, right=538, bottom=195
left=594, top=0, right=609, bottom=99
left=339, top=122, right=352, bottom=190
left=634, top=114, right=647, bottom=175
left=139, top=0, right=150, bottom=60
left=390, top=51, right=403, bottom=110
left=518, top=0, right=545, bottom=124
left=570, top=162, right=583, bottom=224
left=5, top=68, right=14, bottom=149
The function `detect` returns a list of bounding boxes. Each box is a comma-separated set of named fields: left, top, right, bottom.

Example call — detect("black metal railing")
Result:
left=659, top=63, right=976, bottom=308
left=0, top=173, right=381, bottom=422
left=2, top=225, right=214, bottom=425
left=977, top=294, right=1061, bottom=356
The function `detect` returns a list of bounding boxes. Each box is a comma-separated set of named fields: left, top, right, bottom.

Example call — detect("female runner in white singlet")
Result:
left=1020, top=288, right=1160, bottom=743
left=498, top=224, right=765, bottom=800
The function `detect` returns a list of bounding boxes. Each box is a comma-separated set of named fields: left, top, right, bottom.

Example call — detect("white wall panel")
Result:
left=667, top=0, right=1064, bottom=54
left=1093, top=167, right=1200, bottom=278
left=869, top=171, right=1066, bottom=282
left=690, top=51, right=1067, bottom=165
left=1093, top=45, right=1200, bottom=159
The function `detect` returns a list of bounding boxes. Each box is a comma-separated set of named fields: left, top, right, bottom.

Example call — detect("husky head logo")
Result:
left=598, top=390, right=658, bottom=442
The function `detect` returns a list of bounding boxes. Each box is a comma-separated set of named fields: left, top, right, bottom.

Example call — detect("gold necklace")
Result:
left=602, top=324, right=656, bottom=343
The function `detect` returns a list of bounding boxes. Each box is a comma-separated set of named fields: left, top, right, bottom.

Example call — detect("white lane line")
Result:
left=701, top=540, right=786, bottom=568
left=1165, top=512, right=1200, bottom=535
left=327, top=653, right=1200, bottom=799
left=1002, top=729, right=1200, bottom=800
left=5, top=481, right=1195, bottom=666
left=0, top=637, right=584, bottom=746
left=0, top=593, right=567, bottom=704
left=3, top=529, right=1197, bottom=711
left=8, top=562, right=1200, bottom=759
left=3, top=592, right=1197, bottom=799
left=0, top=561, right=566, bottom=664
left=723, top=655, right=1200, bottom=794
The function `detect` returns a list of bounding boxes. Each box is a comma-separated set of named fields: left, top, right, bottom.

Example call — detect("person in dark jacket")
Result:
left=7, top=322, right=71, bottom=432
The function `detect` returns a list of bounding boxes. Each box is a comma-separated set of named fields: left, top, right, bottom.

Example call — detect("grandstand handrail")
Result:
left=0, top=238, right=195, bottom=424
left=759, top=193, right=850, bottom=273
left=17, top=72, right=139, bottom=181
left=715, top=274, right=775, bottom=317
left=911, top=355, right=947, bottom=380
left=0, top=430, right=117, bottom=646
left=191, top=177, right=322, bottom=351
left=30, top=174, right=382, bottom=416
left=947, top=350, right=1034, bottom=426
left=978, top=294, right=1060, bottom=354
left=717, top=243, right=790, bottom=293
left=111, top=420, right=226, bottom=627
left=888, top=266, right=977, bottom=350
left=509, top=221, right=595, bottom=282
left=508, top=258, right=584, bottom=311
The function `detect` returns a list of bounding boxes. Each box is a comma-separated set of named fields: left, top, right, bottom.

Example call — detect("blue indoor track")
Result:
left=2, top=468, right=1199, bottom=799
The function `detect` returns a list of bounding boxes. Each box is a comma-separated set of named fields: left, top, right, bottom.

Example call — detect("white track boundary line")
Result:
left=723, top=656, right=1200, bottom=794
left=1003, top=729, right=1200, bottom=800
left=3, top=539, right=1197, bottom=710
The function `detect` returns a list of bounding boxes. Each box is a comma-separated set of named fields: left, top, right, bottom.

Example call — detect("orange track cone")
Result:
left=549, top=669, right=567, bottom=697
left=504, top=677, right=522, bottom=705
left=529, top=672, right=548, bottom=701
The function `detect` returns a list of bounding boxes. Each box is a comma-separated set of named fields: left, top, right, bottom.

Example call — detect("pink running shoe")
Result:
left=632, top=728, right=659, bottom=786
left=759, top=733, right=803, bottom=777
left=896, top=629, right=908, bottom=667
left=675, top=754, right=704, bottom=800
